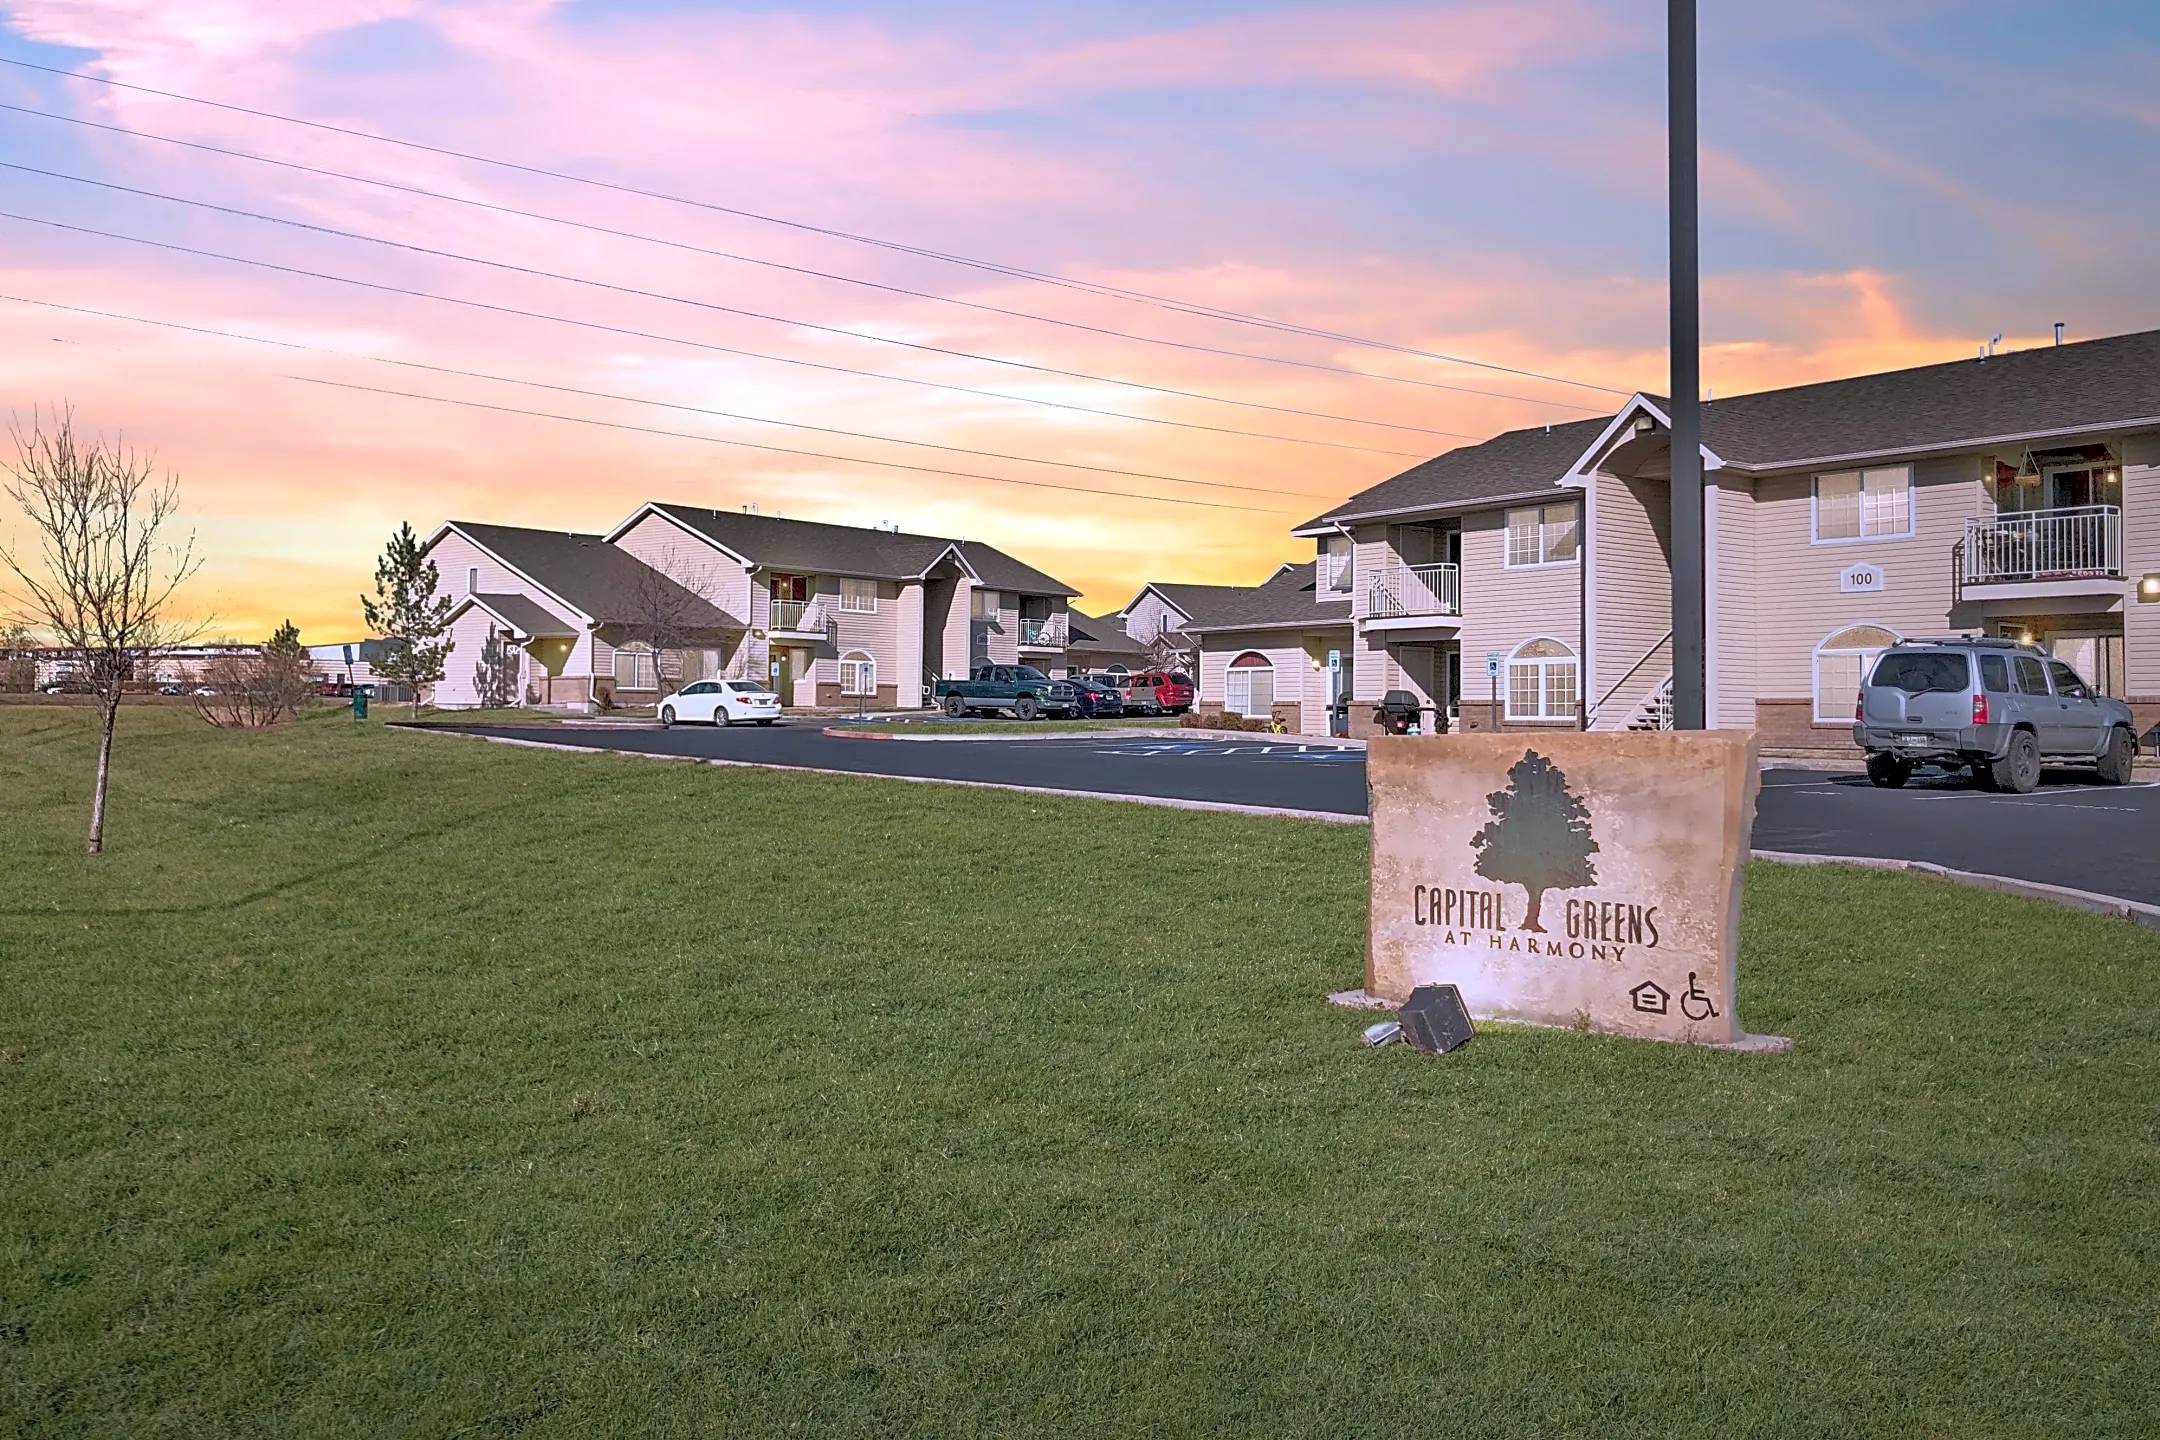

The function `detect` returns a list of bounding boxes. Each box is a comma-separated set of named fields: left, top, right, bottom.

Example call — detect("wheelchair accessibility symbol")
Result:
left=1679, top=971, right=1718, bottom=1022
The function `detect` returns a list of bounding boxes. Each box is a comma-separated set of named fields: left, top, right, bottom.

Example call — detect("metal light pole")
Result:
left=1668, top=0, right=1706, bottom=730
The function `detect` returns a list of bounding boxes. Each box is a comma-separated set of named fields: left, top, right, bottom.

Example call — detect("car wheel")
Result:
left=1865, top=753, right=1911, bottom=789
left=659, top=705, right=676, bottom=728
left=1014, top=694, right=1041, bottom=721
left=2096, top=726, right=2134, bottom=785
left=717, top=706, right=732, bottom=727
left=942, top=693, right=968, bottom=719
left=1990, top=730, right=2040, bottom=794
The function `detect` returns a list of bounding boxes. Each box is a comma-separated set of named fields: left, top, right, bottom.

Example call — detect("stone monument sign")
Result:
left=1367, top=731, right=1760, bottom=1046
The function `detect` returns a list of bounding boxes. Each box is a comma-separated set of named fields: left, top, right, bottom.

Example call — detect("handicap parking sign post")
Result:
left=1486, top=651, right=1501, bottom=732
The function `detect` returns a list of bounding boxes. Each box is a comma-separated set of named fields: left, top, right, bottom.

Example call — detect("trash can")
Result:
left=352, top=688, right=368, bottom=720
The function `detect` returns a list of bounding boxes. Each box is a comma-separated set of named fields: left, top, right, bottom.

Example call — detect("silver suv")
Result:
left=1854, top=637, right=2137, bottom=792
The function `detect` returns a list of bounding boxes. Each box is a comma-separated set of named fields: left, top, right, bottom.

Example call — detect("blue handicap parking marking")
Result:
left=1091, top=741, right=1364, bottom=763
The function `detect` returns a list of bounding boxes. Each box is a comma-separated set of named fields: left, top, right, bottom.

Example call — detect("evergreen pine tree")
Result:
left=360, top=523, right=455, bottom=718
left=1470, top=749, right=1600, bottom=932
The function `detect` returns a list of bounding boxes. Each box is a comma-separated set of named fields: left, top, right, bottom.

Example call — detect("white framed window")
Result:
left=1504, top=503, right=1580, bottom=568
left=839, top=577, right=878, bottom=613
left=1224, top=651, right=1275, bottom=718
left=1813, top=466, right=1912, bottom=542
left=612, top=644, right=657, bottom=691
left=1319, top=535, right=1353, bottom=593
left=1813, top=624, right=1899, bottom=721
left=970, top=588, right=1003, bottom=619
left=1505, top=638, right=1578, bottom=721
left=838, top=650, right=877, bottom=696
left=466, top=566, right=479, bottom=595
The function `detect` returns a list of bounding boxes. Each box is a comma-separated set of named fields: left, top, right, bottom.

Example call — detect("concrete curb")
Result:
left=1750, top=849, right=2160, bottom=930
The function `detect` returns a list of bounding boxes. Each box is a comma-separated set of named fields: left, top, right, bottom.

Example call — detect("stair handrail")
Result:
left=1587, top=629, right=1675, bottom=724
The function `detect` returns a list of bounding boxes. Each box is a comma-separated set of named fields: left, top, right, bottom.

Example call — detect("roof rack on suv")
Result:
left=1898, top=636, right=2022, bottom=648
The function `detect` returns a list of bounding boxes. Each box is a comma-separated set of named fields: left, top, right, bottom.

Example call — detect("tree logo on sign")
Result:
left=1470, top=749, right=1600, bottom=933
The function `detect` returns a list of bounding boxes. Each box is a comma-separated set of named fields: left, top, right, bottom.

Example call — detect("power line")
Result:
left=0, top=101, right=1610, bottom=417
left=0, top=54, right=1633, bottom=399
left=0, top=292, right=1340, bottom=501
left=5, top=160, right=1490, bottom=441
left=0, top=210, right=1434, bottom=459
left=284, top=375, right=1299, bottom=515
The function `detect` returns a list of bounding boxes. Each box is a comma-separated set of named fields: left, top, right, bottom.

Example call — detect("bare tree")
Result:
left=195, top=620, right=313, bottom=729
left=0, top=616, right=35, bottom=693
left=1, top=409, right=202, bottom=853
left=620, top=556, right=728, bottom=693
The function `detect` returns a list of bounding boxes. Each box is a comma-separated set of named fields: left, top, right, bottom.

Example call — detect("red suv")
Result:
left=1118, top=671, right=1194, bottom=716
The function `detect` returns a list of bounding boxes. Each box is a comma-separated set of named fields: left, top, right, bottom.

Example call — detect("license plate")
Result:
left=1894, top=733, right=1930, bottom=748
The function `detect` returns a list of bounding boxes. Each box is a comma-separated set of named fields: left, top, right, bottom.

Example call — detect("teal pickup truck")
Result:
left=934, top=664, right=1079, bottom=720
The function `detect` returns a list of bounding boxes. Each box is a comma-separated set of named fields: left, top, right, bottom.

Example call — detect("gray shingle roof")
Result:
left=1296, top=417, right=1612, bottom=529
left=1300, top=328, right=2160, bottom=529
left=1161, top=565, right=1354, bottom=635
left=958, top=541, right=1081, bottom=598
left=1695, top=327, right=2160, bottom=469
left=448, top=523, right=741, bottom=630
left=646, top=506, right=1078, bottom=596
left=464, top=592, right=577, bottom=637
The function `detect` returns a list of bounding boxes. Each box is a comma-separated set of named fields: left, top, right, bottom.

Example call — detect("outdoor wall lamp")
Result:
left=2140, top=573, right=2160, bottom=603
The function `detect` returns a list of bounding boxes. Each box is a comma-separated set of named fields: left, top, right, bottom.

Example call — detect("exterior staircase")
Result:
left=1626, top=675, right=1675, bottom=731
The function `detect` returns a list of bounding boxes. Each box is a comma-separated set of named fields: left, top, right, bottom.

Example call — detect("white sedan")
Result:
left=658, top=678, right=782, bottom=727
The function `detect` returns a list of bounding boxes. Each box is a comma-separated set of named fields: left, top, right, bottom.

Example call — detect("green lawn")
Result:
left=2, top=706, right=2155, bottom=1436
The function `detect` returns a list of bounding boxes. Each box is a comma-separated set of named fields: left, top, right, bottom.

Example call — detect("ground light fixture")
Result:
left=1397, top=984, right=1477, bottom=1055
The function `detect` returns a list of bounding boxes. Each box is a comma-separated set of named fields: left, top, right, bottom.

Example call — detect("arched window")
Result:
left=1225, top=651, right=1275, bottom=718
left=1814, top=624, right=1899, bottom=721
left=839, top=650, right=877, bottom=697
left=1105, top=663, right=1130, bottom=677
left=1505, top=638, right=1578, bottom=721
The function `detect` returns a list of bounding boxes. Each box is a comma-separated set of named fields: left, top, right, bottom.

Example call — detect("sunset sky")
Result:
left=2, top=1, right=2156, bottom=640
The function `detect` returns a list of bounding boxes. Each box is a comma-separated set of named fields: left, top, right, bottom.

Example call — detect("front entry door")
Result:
left=767, top=648, right=790, bottom=704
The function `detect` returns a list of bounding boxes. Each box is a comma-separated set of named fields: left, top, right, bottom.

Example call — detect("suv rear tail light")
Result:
left=1972, top=692, right=1989, bottom=725
left=1855, top=692, right=1864, bottom=721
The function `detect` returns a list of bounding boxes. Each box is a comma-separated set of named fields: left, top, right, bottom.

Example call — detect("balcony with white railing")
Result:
left=1959, top=506, right=2122, bottom=587
left=1360, top=562, right=1462, bottom=623
left=1019, top=613, right=1070, bottom=648
left=769, top=598, right=833, bottom=635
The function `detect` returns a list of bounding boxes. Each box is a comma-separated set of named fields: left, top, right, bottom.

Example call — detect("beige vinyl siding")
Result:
left=942, top=581, right=973, bottom=679
left=1199, top=634, right=1330, bottom=731
left=986, top=599, right=1021, bottom=665
left=1457, top=505, right=1581, bottom=715
left=1709, top=477, right=1758, bottom=730
left=824, top=575, right=899, bottom=690
left=435, top=605, right=505, bottom=709
left=892, top=583, right=927, bottom=706
left=1588, top=472, right=1670, bottom=727
left=609, top=511, right=754, bottom=621
left=1122, top=591, right=1184, bottom=647
left=2125, top=453, right=2160, bottom=698
left=426, top=532, right=541, bottom=608
left=1747, top=454, right=1980, bottom=706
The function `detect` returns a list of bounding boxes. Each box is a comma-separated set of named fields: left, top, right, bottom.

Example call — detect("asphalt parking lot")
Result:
left=431, top=723, right=2160, bottom=905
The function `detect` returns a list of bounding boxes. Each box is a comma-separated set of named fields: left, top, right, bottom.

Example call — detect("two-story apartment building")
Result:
left=1120, top=571, right=1352, bottom=733
left=1264, top=327, right=2160, bottom=742
left=421, top=506, right=1082, bottom=710
left=425, top=522, right=742, bottom=709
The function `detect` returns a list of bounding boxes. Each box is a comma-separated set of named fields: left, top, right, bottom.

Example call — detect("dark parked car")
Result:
left=1060, top=675, right=1125, bottom=719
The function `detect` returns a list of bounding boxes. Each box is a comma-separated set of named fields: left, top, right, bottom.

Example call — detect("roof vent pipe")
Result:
left=2055, top=322, right=2065, bottom=346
